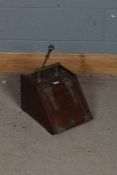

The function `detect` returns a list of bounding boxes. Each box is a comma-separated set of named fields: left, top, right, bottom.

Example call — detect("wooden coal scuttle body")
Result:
left=21, top=62, right=93, bottom=134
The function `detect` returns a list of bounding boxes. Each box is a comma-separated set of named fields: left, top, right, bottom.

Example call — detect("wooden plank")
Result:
left=0, top=53, right=117, bottom=74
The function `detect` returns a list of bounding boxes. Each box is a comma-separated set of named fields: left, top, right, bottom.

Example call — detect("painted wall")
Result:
left=0, top=0, right=117, bottom=53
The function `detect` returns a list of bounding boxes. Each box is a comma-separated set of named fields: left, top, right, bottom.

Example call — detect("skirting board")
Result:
left=0, top=53, right=117, bottom=75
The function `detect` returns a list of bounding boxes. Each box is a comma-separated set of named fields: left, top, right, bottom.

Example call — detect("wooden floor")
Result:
left=0, top=53, right=117, bottom=74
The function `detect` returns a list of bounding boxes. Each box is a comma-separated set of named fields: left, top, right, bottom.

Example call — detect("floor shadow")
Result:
left=0, top=73, right=21, bottom=106
left=78, top=74, right=98, bottom=119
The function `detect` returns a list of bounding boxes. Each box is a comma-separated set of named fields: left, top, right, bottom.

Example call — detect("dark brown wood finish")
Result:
left=21, top=63, right=93, bottom=134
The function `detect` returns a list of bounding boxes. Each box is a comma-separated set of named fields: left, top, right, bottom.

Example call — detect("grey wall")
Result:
left=0, top=0, right=117, bottom=53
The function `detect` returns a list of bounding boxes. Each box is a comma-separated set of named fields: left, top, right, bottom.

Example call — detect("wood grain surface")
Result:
left=0, top=53, right=117, bottom=74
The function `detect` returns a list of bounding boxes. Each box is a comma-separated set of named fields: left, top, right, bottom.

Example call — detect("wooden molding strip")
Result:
left=0, top=52, right=117, bottom=74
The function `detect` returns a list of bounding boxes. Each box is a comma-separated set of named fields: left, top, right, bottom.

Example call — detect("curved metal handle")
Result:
left=42, top=45, right=55, bottom=68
